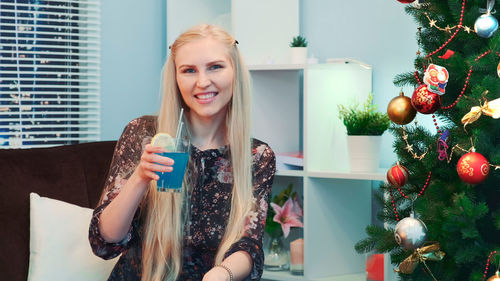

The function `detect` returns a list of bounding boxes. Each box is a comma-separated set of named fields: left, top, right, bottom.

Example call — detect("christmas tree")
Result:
left=355, top=0, right=500, bottom=280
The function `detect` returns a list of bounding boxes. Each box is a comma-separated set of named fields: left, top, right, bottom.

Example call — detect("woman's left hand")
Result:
left=202, top=266, right=231, bottom=281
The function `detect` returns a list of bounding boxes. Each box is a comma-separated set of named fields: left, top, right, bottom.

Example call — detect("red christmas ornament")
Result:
left=456, top=152, right=490, bottom=184
left=397, top=0, right=414, bottom=3
left=387, top=163, right=410, bottom=187
left=411, top=85, right=441, bottom=114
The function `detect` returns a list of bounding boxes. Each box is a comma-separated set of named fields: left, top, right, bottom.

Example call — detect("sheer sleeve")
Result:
left=224, top=142, right=276, bottom=280
left=88, top=116, right=155, bottom=259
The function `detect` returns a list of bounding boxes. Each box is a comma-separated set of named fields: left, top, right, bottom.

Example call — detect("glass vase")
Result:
left=264, top=236, right=289, bottom=271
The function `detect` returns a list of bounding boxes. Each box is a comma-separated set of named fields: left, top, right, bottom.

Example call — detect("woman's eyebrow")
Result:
left=207, top=60, right=226, bottom=65
left=177, top=64, right=195, bottom=69
left=177, top=60, right=226, bottom=69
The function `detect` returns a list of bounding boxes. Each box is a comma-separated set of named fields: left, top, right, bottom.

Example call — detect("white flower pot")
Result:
left=347, top=135, right=381, bottom=173
left=290, top=47, right=307, bottom=64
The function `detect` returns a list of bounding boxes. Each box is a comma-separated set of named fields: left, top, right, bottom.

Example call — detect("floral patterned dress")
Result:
left=88, top=116, right=276, bottom=281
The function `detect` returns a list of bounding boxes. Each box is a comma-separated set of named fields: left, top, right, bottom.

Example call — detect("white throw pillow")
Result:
left=28, top=193, right=119, bottom=281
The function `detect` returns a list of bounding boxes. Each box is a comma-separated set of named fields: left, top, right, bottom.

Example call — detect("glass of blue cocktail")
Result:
left=153, top=134, right=190, bottom=192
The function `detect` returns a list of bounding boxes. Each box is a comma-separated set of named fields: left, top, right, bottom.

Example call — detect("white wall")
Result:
left=100, top=0, right=166, bottom=140
left=100, top=0, right=420, bottom=170
left=300, top=0, right=418, bottom=168
left=166, top=0, right=231, bottom=48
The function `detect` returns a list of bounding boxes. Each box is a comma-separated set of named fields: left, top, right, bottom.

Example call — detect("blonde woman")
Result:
left=89, top=24, right=276, bottom=281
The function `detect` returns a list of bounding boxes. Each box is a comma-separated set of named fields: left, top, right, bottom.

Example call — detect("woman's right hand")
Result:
left=134, top=144, right=174, bottom=184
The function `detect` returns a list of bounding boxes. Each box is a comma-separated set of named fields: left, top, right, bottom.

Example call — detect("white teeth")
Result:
left=197, top=93, right=216, bottom=99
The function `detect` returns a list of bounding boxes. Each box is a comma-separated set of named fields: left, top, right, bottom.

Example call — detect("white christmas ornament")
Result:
left=394, top=213, right=428, bottom=250
left=474, top=0, right=499, bottom=38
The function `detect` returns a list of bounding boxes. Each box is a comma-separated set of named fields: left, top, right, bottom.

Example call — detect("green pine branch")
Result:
left=356, top=1, right=500, bottom=280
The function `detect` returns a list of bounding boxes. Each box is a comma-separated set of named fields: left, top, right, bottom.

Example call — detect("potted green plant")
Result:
left=337, top=93, right=390, bottom=172
left=289, top=35, right=308, bottom=64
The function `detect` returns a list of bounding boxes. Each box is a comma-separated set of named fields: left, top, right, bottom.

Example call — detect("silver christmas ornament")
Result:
left=411, top=0, right=425, bottom=9
left=394, top=214, right=428, bottom=250
left=474, top=0, right=499, bottom=38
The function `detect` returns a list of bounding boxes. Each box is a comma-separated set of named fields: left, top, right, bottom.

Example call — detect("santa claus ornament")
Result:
left=424, top=64, right=449, bottom=95
left=456, top=151, right=490, bottom=184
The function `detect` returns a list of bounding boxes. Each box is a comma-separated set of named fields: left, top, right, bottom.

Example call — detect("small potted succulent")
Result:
left=337, top=93, right=390, bottom=172
left=289, top=35, right=308, bottom=64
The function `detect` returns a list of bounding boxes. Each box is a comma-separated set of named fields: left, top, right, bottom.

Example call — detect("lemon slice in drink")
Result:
left=151, top=133, right=176, bottom=151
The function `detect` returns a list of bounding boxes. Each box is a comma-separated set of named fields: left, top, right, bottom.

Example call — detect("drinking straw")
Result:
left=175, top=108, right=184, bottom=149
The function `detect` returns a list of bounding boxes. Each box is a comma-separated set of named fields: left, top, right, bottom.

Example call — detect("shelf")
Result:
left=275, top=169, right=388, bottom=181
left=248, top=63, right=306, bottom=71
left=262, top=271, right=366, bottom=281
left=314, top=273, right=366, bottom=281
left=262, top=270, right=305, bottom=281
left=307, top=169, right=387, bottom=181
left=275, top=169, right=305, bottom=177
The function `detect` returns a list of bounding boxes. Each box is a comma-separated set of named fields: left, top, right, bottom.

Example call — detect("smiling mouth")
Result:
left=195, top=92, right=218, bottom=100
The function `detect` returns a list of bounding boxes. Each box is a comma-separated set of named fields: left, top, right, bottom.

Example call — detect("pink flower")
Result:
left=293, top=195, right=303, bottom=217
left=271, top=198, right=303, bottom=238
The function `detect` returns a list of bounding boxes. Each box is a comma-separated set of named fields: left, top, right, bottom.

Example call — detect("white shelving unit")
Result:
left=263, top=271, right=366, bottom=281
left=165, top=1, right=389, bottom=280
left=248, top=64, right=306, bottom=71
left=250, top=62, right=380, bottom=281
left=275, top=169, right=305, bottom=178
left=307, top=170, right=387, bottom=182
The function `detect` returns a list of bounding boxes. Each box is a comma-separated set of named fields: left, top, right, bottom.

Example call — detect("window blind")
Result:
left=0, top=0, right=100, bottom=148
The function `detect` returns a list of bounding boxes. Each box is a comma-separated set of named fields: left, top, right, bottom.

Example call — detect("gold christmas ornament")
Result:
left=395, top=242, right=445, bottom=275
left=487, top=271, right=500, bottom=281
left=387, top=91, right=417, bottom=125
left=461, top=96, right=500, bottom=129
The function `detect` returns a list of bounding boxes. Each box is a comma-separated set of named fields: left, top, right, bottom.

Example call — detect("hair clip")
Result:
left=168, top=45, right=172, bottom=50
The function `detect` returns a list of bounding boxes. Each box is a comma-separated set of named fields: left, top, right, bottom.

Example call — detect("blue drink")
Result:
left=156, top=152, right=189, bottom=192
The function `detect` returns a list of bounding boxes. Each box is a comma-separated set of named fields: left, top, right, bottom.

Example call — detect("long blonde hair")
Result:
left=141, top=24, right=254, bottom=281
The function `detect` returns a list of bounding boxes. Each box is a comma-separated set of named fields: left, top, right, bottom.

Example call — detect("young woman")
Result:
left=89, top=24, right=276, bottom=281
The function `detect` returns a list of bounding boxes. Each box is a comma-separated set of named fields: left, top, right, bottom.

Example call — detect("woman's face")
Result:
left=175, top=37, right=234, bottom=121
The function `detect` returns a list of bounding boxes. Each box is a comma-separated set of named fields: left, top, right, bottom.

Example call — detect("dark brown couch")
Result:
left=0, top=141, right=117, bottom=281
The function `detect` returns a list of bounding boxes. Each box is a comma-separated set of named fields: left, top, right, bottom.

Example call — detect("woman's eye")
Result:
left=209, top=64, right=222, bottom=70
left=182, top=68, right=195, bottom=73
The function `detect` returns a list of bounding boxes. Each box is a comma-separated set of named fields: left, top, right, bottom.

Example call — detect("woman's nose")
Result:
left=196, top=72, right=211, bottom=88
